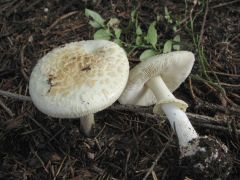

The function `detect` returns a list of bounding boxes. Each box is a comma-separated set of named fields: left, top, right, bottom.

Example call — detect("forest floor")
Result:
left=0, top=0, right=240, bottom=179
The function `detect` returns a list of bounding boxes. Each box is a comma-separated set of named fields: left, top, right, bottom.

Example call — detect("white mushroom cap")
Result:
left=118, top=51, right=195, bottom=107
left=29, top=40, right=129, bottom=118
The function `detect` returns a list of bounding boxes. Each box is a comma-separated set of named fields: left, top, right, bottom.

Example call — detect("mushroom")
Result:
left=29, top=40, right=129, bottom=136
left=118, top=51, right=232, bottom=178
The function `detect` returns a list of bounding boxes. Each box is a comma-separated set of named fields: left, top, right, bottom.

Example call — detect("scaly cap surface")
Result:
left=29, top=40, right=129, bottom=118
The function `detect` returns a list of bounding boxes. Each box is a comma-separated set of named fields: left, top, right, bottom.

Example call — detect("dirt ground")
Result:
left=0, top=0, right=239, bottom=179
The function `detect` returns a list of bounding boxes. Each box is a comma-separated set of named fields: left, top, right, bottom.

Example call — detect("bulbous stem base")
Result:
left=180, top=136, right=232, bottom=179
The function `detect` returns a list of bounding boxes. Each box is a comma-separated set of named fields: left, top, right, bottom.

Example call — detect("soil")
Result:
left=0, top=0, right=239, bottom=180
left=181, top=136, right=233, bottom=179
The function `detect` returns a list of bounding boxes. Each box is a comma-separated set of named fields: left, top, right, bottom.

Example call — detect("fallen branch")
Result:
left=109, top=104, right=240, bottom=135
left=0, top=89, right=32, bottom=101
left=0, top=90, right=239, bottom=134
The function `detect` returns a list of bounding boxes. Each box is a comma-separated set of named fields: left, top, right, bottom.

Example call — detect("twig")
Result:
left=44, top=127, right=65, bottom=145
left=24, top=0, right=41, bottom=11
left=20, top=45, right=29, bottom=81
left=188, top=77, right=198, bottom=102
left=211, top=0, right=240, bottom=9
left=30, top=145, right=49, bottom=173
left=53, top=155, right=67, bottom=180
left=0, top=98, right=15, bottom=117
left=197, top=101, right=240, bottom=114
left=28, top=115, right=66, bottom=155
left=124, top=150, right=131, bottom=179
left=206, top=71, right=240, bottom=77
left=142, top=139, right=171, bottom=180
left=44, top=11, right=79, bottom=35
left=0, top=89, right=32, bottom=101
left=217, top=82, right=240, bottom=88
left=199, top=0, right=209, bottom=45
left=28, top=115, right=52, bottom=135
left=230, top=92, right=240, bottom=100
left=94, top=137, right=102, bottom=151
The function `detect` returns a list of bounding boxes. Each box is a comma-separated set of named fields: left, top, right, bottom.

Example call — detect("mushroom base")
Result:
left=180, top=136, right=232, bottom=179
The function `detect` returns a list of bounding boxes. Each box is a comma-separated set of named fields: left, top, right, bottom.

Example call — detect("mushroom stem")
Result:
left=146, top=76, right=198, bottom=147
left=80, top=114, right=95, bottom=136
left=161, top=103, right=198, bottom=146
left=146, top=76, right=175, bottom=100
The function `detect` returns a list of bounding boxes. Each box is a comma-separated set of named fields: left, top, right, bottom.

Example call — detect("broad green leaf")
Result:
left=173, top=35, right=180, bottom=42
left=85, top=9, right=105, bottom=27
left=114, top=28, right=121, bottom=39
left=163, top=40, right=172, bottom=53
left=135, top=36, right=142, bottom=45
left=139, top=49, right=157, bottom=61
left=164, top=7, right=170, bottom=17
left=147, top=22, right=158, bottom=48
left=136, top=25, right=142, bottom=35
left=114, top=39, right=122, bottom=46
left=94, top=29, right=112, bottom=40
left=173, top=35, right=180, bottom=50
left=89, top=20, right=101, bottom=28
left=173, top=44, right=180, bottom=51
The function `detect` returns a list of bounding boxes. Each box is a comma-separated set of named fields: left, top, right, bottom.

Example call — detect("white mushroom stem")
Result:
left=80, top=114, right=95, bottom=136
left=146, top=76, right=198, bottom=147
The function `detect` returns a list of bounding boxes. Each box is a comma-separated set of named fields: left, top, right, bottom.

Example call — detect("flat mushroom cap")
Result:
left=118, top=51, right=195, bottom=106
left=29, top=40, right=129, bottom=118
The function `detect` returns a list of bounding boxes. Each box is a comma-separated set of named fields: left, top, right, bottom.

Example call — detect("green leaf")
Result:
left=173, top=44, right=180, bottom=51
left=136, top=25, right=142, bottom=35
left=156, top=15, right=162, bottom=22
left=85, top=9, right=105, bottom=27
left=131, top=10, right=136, bottom=22
left=114, top=28, right=121, bottom=39
left=139, top=49, right=157, bottom=61
left=173, top=35, right=180, bottom=42
left=173, top=26, right=177, bottom=32
left=146, top=22, right=158, bottom=48
left=113, top=39, right=122, bottom=46
left=89, top=20, right=101, bottom=28
left=164, top=7, right=173, bottom=24
left=163, top=40, right=172, bottom=53
left=94, top=29, right=112, bottom=40
left=173, top=35, right=180, bottom=50
left=135, top=36, right=142, bottom=45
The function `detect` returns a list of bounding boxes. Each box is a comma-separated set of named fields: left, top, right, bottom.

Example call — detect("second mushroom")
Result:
left=118, top=51, right=232, bottom=179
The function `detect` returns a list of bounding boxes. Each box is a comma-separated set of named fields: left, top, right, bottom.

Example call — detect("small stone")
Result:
left=28, top=35, right=33, bottom=42
left=44, top=8, right=49, bottom=13
left=87, top=152, right=95, bottom=160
